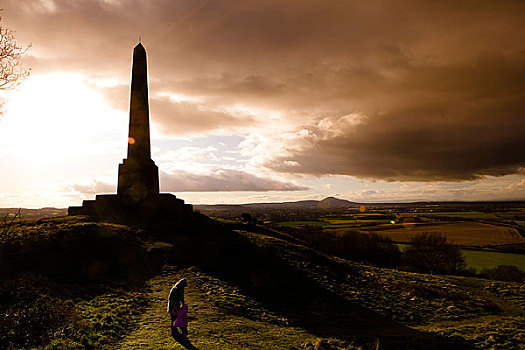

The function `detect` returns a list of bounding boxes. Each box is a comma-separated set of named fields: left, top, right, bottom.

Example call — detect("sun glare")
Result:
left=0, top=72, right=126, bottom=172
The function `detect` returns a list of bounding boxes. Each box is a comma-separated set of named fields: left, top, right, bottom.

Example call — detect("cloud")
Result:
left=158, top=146, right=218, bottom=163
left=506, top=178, right=525, bottom=190
left=64, top=179, right=115, bottom=196
left=4, top=0, right=525, bottom=181
left=160, top=169, right=307, bottom=192
left=60, top=168, right=306, bottom=195
left=254, top=55, right=525, bottom=181
left=151, top=97, right=255, bottom=136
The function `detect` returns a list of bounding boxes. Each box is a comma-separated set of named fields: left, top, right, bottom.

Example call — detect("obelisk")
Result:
left=117, top=43, right=159, bottom=203
left=68, top=42, right=193, bottom=224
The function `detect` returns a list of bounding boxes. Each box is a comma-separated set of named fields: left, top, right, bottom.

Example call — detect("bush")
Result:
left=290, top=229, right=401, bottom=267
left=480, top=265, right=525, bottom=283
left=0, top=284, right=77, bottom=349
left=241, top=213, right=256, bottom=223
left=403, top=232, right=465, bottom=275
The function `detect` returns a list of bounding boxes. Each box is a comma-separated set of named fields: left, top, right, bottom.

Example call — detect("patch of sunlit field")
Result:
left=515, top=221, right=525, bottom=229
left=366, top=222, right=525, bottom=246
left=462, top=249, right=525, bottom=271
left=274, top=220, right=326, bottom=228
left=416, top=211, right=500, bottom=220
left=327, top=219, right=357, bottom=224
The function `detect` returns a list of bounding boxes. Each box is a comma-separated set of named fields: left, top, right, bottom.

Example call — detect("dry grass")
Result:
left=365, top=222, right=525, bottom=246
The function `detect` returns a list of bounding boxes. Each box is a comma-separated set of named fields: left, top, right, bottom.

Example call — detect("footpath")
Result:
left=117, top=265, right=313, bottom=350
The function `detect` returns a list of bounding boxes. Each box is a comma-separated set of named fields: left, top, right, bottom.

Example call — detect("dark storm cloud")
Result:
left=150, top=97, right=255, bottom=135
left=160, top=169, right=307, bottom=192
left=265, top=54, right=525, bottom=181
left=5, top=0, right=525, bottom=180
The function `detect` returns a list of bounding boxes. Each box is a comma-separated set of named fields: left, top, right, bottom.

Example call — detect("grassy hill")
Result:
left=1, top=216, right=523, bottom=349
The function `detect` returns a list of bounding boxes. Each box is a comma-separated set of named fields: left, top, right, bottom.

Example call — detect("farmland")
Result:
left=463, top=249, right=525, bottom=271
left=197, top=199, right=525, bottom=272
left=271, top=208, right=525, bottom=249
left=367, top=222, right=524, bottom=247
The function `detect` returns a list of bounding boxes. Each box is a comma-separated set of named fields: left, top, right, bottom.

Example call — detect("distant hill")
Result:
left=0, top=207, right=67, bottom=220
left=317, top=196, right=358, bottom=209
left=194, top=196, right=359, bottom=215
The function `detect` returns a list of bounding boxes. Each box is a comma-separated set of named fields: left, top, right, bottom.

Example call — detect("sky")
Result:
left=0, top=0, right=524, bottom=208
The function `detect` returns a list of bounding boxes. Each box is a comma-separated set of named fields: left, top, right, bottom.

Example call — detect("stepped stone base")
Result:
left=68, top=193, right=194, bottom=225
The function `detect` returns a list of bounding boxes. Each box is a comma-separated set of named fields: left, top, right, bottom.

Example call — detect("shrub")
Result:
left=0, top=286, right=77, bottom=348
left=289, top=229, right=401, bottom=267
left=480, top=265, right=524, bottom=283
left=241, top=213, right=255, bottom=223
left=403, top=232, right=465, bottom=275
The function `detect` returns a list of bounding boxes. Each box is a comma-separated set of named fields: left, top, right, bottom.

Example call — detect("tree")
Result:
left=240, top=212, right=255, bottom=223
left=481, top=265, right=524, bottom=283
left=403, top=232, right=465, bottom=275
left=0, top=10, right=30, bottom=112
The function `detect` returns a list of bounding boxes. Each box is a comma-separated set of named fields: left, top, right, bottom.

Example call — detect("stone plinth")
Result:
left=117, top=158, right=159, bottom=203
left=68, top=193, right=193, bottom=224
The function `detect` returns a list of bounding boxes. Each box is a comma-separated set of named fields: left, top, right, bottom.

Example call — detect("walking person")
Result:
left=167, top=278, right=189, bottom=342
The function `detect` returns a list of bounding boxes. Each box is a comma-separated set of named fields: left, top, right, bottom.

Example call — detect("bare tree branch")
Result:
left=0, top=9, right=31, bottom=91
left=1, top=207, right=21, bottom=236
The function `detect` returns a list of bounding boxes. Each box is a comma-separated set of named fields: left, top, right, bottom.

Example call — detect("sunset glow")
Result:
left=0, top=73, right=126, bottom=163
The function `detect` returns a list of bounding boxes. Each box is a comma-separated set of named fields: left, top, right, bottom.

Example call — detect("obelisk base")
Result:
left=68, top=193, right=194, bottom=225
left=117, top=158, right=159, bottom=204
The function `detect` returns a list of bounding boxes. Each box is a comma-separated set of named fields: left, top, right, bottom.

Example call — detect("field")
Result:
left=267, top=204, right=525, bottom=273
left=462, top=250, right=525, bottom=271
left=367, top=222, right=525, bottom=246
left=397, top=244, right=525, bottom=272
left=276, top=218, right=525, bottom=247
left=272, top=207, right=525, bottom=247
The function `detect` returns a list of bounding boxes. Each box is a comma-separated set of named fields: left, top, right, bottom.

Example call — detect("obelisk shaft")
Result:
left=127, top=43, right=151, bottom=160
left=117, top=43, right=159, bottom=201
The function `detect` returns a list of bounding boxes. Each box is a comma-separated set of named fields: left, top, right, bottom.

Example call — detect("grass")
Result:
left=118, top=266, right=315, bottom=350
left=397, top=243, right=525, bottom=272
left=274, top=220, right=327, bottom=228
left=237, top=229, right=524, bottom=349
left=69, top=290, right=150, bottom=349
left=2, top=215, right=525, bottom=349
left=420, top=212, right=500, bottom=220
left=514, top=220, right=525, bottom=228
left=462, top=249, right=525, bottom=272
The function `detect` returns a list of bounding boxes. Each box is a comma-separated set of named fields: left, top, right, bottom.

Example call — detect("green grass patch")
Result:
left=422, top=211, right=500, bottom=220
left=462, top=250, right=525, bottom=272
left=64, top=290, right=149, bottom=349
left=274, top=220, right=326, bottom=228
left=397, top=243, right=525, bottom=272
left=514, top=220, right=525, bottom=228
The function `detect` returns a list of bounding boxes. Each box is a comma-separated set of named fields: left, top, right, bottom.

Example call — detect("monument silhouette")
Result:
left=68, top=43, right=193, bottom=224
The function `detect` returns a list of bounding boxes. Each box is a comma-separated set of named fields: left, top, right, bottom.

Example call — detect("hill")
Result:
left=317, top=196, right=358, bottom=209
left=1, top=216, right=523, bottom=349
left=194, top=197, right=360, bottom=217
left=0, top=207, right=67, bottom=220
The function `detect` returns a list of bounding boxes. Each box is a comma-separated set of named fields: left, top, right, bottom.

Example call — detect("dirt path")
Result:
left=117, top=265, right=313, bottom=350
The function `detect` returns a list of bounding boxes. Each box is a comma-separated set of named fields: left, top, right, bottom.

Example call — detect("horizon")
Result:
left=1, top=1, right=524, bottom=208
left=6, top=196, right=525, bottom=211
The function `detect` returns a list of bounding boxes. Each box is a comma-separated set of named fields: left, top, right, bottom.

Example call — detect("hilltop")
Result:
left=1, top=215, right=523, bottom=349
left=194, top=197, right=360, bottom=217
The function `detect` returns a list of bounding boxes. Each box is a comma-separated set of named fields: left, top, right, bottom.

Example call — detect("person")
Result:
left=167, top=278, right=188, bottom=341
